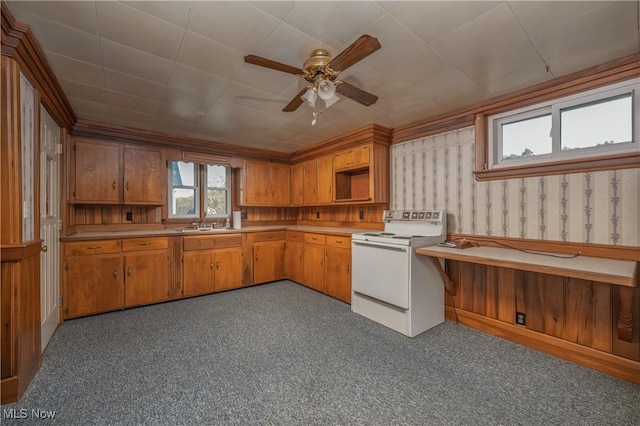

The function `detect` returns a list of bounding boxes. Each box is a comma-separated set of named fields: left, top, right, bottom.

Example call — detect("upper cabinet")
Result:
left=333, top=142, right=389, bottom=204
left=71, top=138, right=165, bottom=205
left=240, top=160, right=291, bottom=206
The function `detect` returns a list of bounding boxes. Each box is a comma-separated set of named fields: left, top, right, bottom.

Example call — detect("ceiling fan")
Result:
left=244, top=34, right=381, bottom=114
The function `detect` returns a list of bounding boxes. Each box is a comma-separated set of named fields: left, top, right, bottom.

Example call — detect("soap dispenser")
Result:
left=225, top=217, right=231, bottom=230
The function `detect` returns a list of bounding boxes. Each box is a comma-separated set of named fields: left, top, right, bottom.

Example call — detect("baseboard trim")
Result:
left=445, top=306, right=640, bottom=384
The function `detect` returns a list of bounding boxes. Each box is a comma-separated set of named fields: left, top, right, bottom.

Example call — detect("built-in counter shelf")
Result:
left=415, top=245, right=637, bottom=287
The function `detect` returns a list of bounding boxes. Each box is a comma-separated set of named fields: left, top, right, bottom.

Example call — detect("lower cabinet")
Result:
left=286, top=232, right=352, bottom=303
left=63, top=237, right=169, bottom=318
left=183, top=234, right=243, bottom=296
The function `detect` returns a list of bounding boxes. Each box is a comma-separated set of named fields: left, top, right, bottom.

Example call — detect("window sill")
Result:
left=474, top=151, right=640, bottom=181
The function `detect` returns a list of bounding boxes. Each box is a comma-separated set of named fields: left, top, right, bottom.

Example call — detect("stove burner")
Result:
left=380, top=232, right=395, bottom=236
left=363, top=233, right=381, bottom=236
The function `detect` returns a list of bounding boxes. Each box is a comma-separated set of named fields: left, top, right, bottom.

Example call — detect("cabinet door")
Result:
left=334, top=145, right=370, bottom=170
left=290, top=163, right=304, bottom=205
left=123, top=146, right=164, bottom=204
left=253, top=241, right=286, bottom=283
left=65, top=255, right=124, bottom=318
left=270, top=164, right=291, bottom=205
left=317, top=155, right=333, bottom=204
left=325, top=247, right=351, bottom=303
left=303, top=244, right=325, bottom=293
left=74, top=140, right=120, bottom=203
left=125, top=251, right=169, bottom=307
left=303, top=160, right=318, bottom=205
left=214, top=247, right=243, bottom=291
left=183, top=250, right=216, bottom=297
left=244, top=161, right=271, bottom=205
left=285, top=241, right=304, bottom=283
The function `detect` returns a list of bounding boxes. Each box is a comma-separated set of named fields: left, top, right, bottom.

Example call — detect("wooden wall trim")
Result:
left=392, top=52, right=640, bottom=145
left=1, top=2, right=75, bottom=129
left=0, top=241, right=43, bottom=262
left=291, top=124, right=392, bottom=163
left=72, top=119, right=291, bottom=163
left=448, top=233, right=640, bottom=262
left=445, top=307, right=640, bottom=384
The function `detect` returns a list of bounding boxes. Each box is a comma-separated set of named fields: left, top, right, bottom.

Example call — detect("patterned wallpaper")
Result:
left=391, top=126, right=640, bottom=247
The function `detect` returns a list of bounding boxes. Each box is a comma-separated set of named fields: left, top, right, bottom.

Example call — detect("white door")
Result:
left=40, top=105, right=60, bottom=352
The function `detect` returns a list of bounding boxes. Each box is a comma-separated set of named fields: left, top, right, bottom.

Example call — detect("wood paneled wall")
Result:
left=66, top=205, right=164, bottom=233
left=446, top=260, right=640, bottom=382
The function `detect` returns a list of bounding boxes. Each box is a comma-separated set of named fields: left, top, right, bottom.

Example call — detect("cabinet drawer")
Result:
left=305, top=233, right=326, bottom=245
left=122, top=237, right=168, bottom=252
left=184, top=234, right=242, bottom=250
left=65, top=240, right=121, bottom=256
left=287, top=231, right=304, bottom=242
left=250, top=231, right=286, bottom=243
left=326, top=235, right=351, bottom=248
left=334, top=145, right=370, bottom=170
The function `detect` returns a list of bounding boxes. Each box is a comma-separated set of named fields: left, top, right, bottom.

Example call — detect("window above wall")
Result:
left=487, top=78, right=639, bottom=171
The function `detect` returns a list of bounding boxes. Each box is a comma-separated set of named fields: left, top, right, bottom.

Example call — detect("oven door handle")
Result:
left=353, top=241, right=408, bottom=253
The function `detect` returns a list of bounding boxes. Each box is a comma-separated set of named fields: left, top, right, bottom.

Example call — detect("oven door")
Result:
left=352, top=239, right=410, bottom=310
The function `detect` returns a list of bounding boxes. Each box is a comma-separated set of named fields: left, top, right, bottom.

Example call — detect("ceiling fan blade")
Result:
left=283, top=88, right=307, bottom=112
left=328, top=34, right=381, bottom=72
left=244, top=55, right=303, bottom=76
left=336, top=82, right=378, bottom=106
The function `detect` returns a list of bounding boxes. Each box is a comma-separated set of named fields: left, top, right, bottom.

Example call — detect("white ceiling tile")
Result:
left=108, top=106, right=156, bottom=128
left=160, top=88, right=216, bottom=115
left=121, top=1, right=196, bottom=28
left=150, top=117, right=197, bottom=136
left=6, top=0, right=99, bottom=35
left=430, top=3, right=528, bottom=67
left=531, top=2, right=640, bottom=77
left=58, top=79, right=108, bottom=104
left=166, top=64, right=230, bottom=99
left=10, top=9, right=102, bottom=65
left=188, top=2, right=280, bottom=53
left=253, top=22, right=329, bottom=67
left=414, top=69, right=491, bottom=112
left=283, top=2, right=386, bottom=49
left=68, top=97, right=110, bottom=118
left=358, top=13, right=427, bottom=70
left=46, top=52, right=105, bottom=87
left=247, top=1, right=296, bottom=20
left=104, top=68, right=166, bottom=102
left=176, top=31, right=245, bottom=80
left=156, top=102, right=207, bottom=123
left=388, top=1, right=501, bottom=43
left=106, top=91, right=161, bottom=115
left=218, top=82, right=290, bottom=116
left=100, top=38, right=174, bottom=84
left=96, top=1, right=186, bottom=61
left=234, top=64, right=301, bottom=97
left=374, top=45, right=452, bottom=86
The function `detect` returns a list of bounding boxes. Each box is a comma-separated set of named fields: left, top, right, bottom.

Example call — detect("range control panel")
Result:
left=383, top=210, right=444, bottom=222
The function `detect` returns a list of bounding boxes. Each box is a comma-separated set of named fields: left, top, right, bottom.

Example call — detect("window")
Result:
left=488, top=78, right=640, bottom=169
left=168, top=161, right=231, bottom=219
left=169, top=161, right=198, bottom=218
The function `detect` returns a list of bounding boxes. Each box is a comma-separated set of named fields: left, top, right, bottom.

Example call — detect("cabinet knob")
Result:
left=113, top=269, right=118, bottom=278
left=112, top=180, right=116, bottom=190
left=126, top=181, right=130, bottom=190
left=87, top=246, right=102, bottom=250
left=210, top=262, right=214, bottom=270
left=216, top=260, right=220, bottom=270
left=127, top=267, right=131, bottom=276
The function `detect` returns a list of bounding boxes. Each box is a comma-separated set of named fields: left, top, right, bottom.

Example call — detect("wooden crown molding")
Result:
left=1, top=2, right=75, bottom=129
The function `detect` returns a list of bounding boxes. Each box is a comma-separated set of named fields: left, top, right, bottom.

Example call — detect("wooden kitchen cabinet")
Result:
left=285, top=232, right=304, bottom=283
left=250, top=231, right=286, bottom=283
left=325, top=244, right=351, bottom=303
left=73, top=139, right=120, bottom=203
left=183, top=234, right=243, bottom=296
left=71, top=138, right=165, bottom=205
left=303, top=244, right=325, bottom=293
left=64, top=250, right=124, bottom=318
left=123, top=237, right=169, bottom=307
left=303, top=159, right=318, bottom=205
left=290, top=163, right=304, bottom=205
left=333, top=142, right=389, bottom=204
left=240, top=161, right=291, bottom=206
left=123, top=146, right=164, bottom=204
left=317, top=155, right=333, bottom=204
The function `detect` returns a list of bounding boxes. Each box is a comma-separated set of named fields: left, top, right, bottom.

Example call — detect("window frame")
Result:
left=168, top=160, right=200, bottom=219
left=488, top=78, right=640, bottom=170
left=204, top=164, right=231, bottom=219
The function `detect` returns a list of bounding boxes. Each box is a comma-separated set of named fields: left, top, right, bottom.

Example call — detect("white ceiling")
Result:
left=6, top=1, right=640, bottom=153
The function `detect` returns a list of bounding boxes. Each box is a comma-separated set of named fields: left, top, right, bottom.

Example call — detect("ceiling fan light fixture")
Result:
left=317, top=79, right=336, bottom=100
left=301, top=87, right=317, bottom=108
left=324, top=94, right=340, bottom=108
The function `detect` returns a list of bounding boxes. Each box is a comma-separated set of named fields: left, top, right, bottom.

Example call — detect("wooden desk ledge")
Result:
left=415, top=245, right=637, bottom=287
left=416, top=244, right=638, bottom=343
